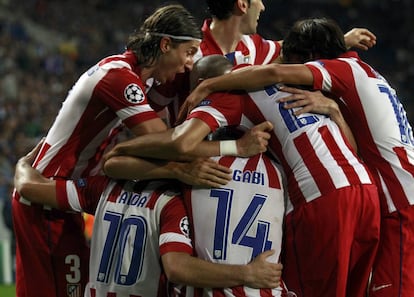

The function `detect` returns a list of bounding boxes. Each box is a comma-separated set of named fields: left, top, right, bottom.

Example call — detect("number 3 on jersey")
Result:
left=211, top=188, right=272, bottom=261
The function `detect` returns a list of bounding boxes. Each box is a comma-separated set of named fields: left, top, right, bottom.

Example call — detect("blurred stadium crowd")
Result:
left=0, top=0, right=413, bottom=239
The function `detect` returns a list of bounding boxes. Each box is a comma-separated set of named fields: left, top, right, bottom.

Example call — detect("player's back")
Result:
left=83, top=179, right=191, bottom=297
left=185, top=154, right=285, bottom=297
left=306, top=54, right=414, bottom=211
left=191, top=86, right=374, bottom=211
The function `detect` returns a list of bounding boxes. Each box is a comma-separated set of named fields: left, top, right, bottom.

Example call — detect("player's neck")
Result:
left=210, top=17, right=243, bottom=54
left=140, top=67, right=155, bottom=85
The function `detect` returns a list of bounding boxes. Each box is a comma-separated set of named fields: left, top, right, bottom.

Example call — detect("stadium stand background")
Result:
left=0, top=0, right=413, bottom=284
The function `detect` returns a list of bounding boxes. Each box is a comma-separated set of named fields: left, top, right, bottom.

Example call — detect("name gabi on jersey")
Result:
left=117, top=191, right=148, bottom=207
left=233, top=170, right=265, bottom=185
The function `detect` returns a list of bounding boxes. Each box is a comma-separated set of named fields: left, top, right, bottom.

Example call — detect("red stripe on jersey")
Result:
left=260, top=288, right=274, bottom=297
left=250, top=34, right=281, bottom=65
left=146, top=190, right=163, bottom=210
left=56, top=180, right=70, bottom=210
left=394, top=147, right=414, bottom=178
left=245, top=154, right=260, bottom=171
left=89, top=288, right=96, bottom=297
left=212, top=289, right=226, bottom=297
left=356, top=59, right=377, bottom=78
left=318, top=126, right=361, bottom=185
left=33, top=142, right=50, bottom=168
left=262, top=155, right=282, bottom=189
left=218, top=156, right=236, bottom=168
left=82, top=125, right=124, bottom=176
left=294, top=132, right=336, bottom=196
left=232, top=286, right=247, bottom=297
left=123, top=110, right=159, bottom=128
left=107, top=183, right=124, bottom=203
left=107, top=293, right=116, bottom=297
left=146, top=183, right=175, bottom=209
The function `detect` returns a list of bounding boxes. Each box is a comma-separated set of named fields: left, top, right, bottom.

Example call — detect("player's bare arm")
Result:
left=104, top=118, right=272, bottom=162
left=104, top=156, right=232, bottom=188
left=178, top=64, right=314, bottom=121
left=162, top=249, right=282, bottom=289
left=14, top=141, right=59, bottom=208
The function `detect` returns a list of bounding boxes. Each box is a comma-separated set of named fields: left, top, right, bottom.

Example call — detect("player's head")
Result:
left=189, top=55, right=233, bottom=91
left=206, top=0, right=240, bottom=20
left=207, top=0, right=264, bottom=35
left=127, top=4, right=201, bottom=83
left=282, top=18, right=347, bottom=64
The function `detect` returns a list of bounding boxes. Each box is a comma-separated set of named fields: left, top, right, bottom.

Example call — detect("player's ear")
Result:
left=160, top=37, right=171, bottom=53
left=236, top=0, right=249, bottom=14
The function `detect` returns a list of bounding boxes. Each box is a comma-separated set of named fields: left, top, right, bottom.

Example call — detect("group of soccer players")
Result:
left=11, top=1, right=414, bottom=297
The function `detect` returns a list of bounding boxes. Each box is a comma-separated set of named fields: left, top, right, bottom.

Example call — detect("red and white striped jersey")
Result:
left=306, top=51, right=414, bottom=213
left=184, top=155, right=286, bottom=297
left=148, top=18, right=281, bottom=126
left=55, top=177, right=192, bottom=297
left=188, top=86, right=374, bottom=213
left=194, top=19, right=281, bottom=65
left=33, top=50, right=159, bottom=180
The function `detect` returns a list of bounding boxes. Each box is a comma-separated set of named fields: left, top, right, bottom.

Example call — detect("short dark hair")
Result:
left=127, top=4, right=201, bottom=67
left=189, top=54, right=233, bottom=90
left=206, top=0, right=251, bottom=20
left=282, top=18, right=347, bottom=64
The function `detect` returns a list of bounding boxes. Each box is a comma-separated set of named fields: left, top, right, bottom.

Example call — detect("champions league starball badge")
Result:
left=124, top=83, right=145, bottom=104
left=179, top=216, right=190, bottom=237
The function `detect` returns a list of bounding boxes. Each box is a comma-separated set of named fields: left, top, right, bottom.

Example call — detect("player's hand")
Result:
left=344, top=28, right=376, bottom=51
left=245, top=250, right=283, bottom=288
left=175, top=158, right=232, bottom=187
left=278, top=86, right=339, bottom=116
left=236, top=121, right=272, bottom=157
left=176, top=83, right=211, bottom=125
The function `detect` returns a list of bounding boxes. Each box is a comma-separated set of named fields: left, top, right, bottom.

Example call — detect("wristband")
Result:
left=219, top=140, right=238, bottom=156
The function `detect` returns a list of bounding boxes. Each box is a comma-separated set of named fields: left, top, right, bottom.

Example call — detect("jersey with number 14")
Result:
left=55, top=178, right=192, bottom=297
left=188, top=86, right=374, bottom=213
left=185, top=154, right=285, bottom=297
left=306, top=51, right=414, bottom=212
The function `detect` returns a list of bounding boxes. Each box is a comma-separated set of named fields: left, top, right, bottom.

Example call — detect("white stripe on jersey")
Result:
left=65, top=181, right=84, bottom=212
left=192, top=105, right=229, bottom=127
left=241, top=35, right=256, bottom=64
left=100, top=59, right=132, bottom=71
left=160, top=232, right=192, bottom=247
left=116, top=104, right=155, bottom=119
left=261, top=40, right=277, bottom=65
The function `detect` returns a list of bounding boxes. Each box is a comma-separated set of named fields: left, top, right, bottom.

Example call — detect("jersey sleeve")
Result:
left=306, top=60, right=350, bottom=94
left=55, top=176, right=111, bottom=214
left=187, top=92, right=245, bottom=132
left=159, top=196, right=193, bottom=256
left=94, top=67, right=159, bottom=129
